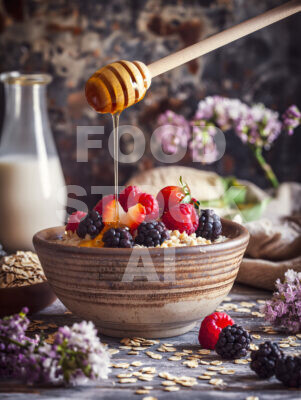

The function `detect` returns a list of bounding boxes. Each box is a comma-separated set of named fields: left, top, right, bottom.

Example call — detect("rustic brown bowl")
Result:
left=33, top=219, right=249, bottom=338
left=0, top=282, right=56, bottom=317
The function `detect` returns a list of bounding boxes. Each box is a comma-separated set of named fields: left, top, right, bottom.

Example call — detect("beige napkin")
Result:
left=237, top=183, right=301, bottom=290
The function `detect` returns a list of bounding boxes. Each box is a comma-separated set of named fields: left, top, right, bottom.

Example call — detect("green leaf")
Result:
left=239, top=198, right=270, bottom=222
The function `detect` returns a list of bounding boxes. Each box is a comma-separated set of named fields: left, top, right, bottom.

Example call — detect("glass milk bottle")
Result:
left=0, top=73, right=67, bottom=252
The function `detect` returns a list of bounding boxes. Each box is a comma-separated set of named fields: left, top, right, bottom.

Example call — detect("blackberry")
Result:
left=103, top=227, right=133, bottom=248
left=0, top=243, right=7, bottom=259
left=215, top=324, right=251, bottom=359
left=135, top=221, right=170, bottom=247
left=275, top=355, right=301, bottom=388
left=76, top=210, right=103, bottom=239
left=196, top=209, right=222, bottom=240
left=250, top=341, right=283, bottom=379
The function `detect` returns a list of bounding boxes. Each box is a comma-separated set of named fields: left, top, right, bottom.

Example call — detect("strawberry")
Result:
left=198, top=312, right=234, bottom=350
left=162, top=203, right=198, bottom=234
left=119, top=185, right=141, bottom=212
left=66, top=211, right=87, bottom=232
left=102, top=199, right=125, bottom=224
left=135, top=193, right=159, bottom=221
left=120, top=203, right=146, bottom=231
left=156, top=177, right=191, bottom=214
left=94, top=194, right=116, bottom=215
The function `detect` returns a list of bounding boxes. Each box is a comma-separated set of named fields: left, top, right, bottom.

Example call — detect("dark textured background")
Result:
left=0, top=0, right=300, bottom=209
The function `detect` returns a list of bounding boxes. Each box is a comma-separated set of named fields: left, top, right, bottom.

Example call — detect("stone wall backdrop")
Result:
left=0, top=0, right=300, bottom=209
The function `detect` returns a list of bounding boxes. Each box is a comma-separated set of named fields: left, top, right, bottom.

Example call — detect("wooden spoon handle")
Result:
left=148, top=0, right=301, bottom=78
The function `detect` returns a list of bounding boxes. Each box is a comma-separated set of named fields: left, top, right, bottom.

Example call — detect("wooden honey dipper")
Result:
left=86, top=0, right=301, bottom=114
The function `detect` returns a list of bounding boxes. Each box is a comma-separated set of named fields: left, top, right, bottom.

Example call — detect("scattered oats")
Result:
left=163, top=343, right=174, bottom=347
left=133, top=347, right=148, bottom=351
left=240, top=302, right=255, bottom=308
left=211, top=360, right=223, bottom=366
left=119, top=345, right=132, bottom=350
left=288, top=336, right=296, bottom=341
left=135, top=389, right=150, bottom=395
left=252, top=334, right=261, bottom=340
left=138, top=375, right=154, bottom=382
left=143, top=386, right=153, bottom=390
left=291, top=342, right=300, bottom=347
left=182, top=349, right=193, bottom=354
left=119, top=378, right=137, bottom=383
left=252, top=311, right=264, bottom=317
left=198, top=375, right=211, bottom=380
left=117, top=373, right=133, bottom=378
left=174, top=352, right=186, bottom=356
left=164, top=386, right=180, bottom=392
left=108, top=349, right=120, bottom=355
left=112, top=362, right=130, bottom=369
left=168, top=356, right=182, bottom=361
left=250, top=344, right=259, bottom=351
left=133, top=372, right=142, bottom=377
left=146, top=351, right=162, bottom=360
left=142, top=397, right=157, bottom=400
left=161, top=380, right=176, bottom=386
left=128, top=351, right=139, bottom=355
left=246, top=397, right=259, bottom=400
left=279, top=343, right=290, bottom=348
left=257, top=300, right=266, bottom=304
left=208, top=366, right=224, bottom=371
left=131, top=361, right=143, bottom=367
left=296, top=334, right=301, bottom=339
left=209, top=378, right=224, bottom=386
left=234, top=359, right=249, bottom=364
left=198, top=349, right=211, bottom=355
left=140, top=367, right=156, bottom=374
left=204, top=371, right=217, bottom=376
left=224, top=296, right=232, bottom=301
left=237, top=308, right=251, bottom=313
left=159, top=372, right=175, bottom=380
left=182, top=360, right=198, bottom=368
left=220, top=369, right=235, bottom=375
left=200, top=360, right=210, bottom=365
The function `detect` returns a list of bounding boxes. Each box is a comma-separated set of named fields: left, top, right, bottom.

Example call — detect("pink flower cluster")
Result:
left=155, top=97, right=300, bottom=161
left=262, top=269, right=301, bottom=333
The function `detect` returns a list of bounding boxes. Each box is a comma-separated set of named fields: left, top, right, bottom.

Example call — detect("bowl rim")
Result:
left=33, top=218, right=249, bottom=256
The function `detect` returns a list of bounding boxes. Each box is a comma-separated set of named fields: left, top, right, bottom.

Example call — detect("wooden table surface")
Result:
left=0, top=283, right=300, bottom=400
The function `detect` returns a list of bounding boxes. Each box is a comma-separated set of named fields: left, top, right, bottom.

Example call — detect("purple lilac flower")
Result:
left=282, top=105, right=301, bottom=135
left=155, top=110, right=190, bottom=154
left=0, top=309, right=111, bottom=385
left=189, top=122, right=219, bottom=163
left=262, top=269, right=301, bottom=333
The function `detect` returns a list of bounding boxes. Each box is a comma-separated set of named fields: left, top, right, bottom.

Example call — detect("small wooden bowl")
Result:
left=33, top=219, right=249, bottom=338
left=0, top=282, right=57, bottom=317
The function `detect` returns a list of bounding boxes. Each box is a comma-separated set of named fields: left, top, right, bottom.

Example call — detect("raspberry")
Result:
left=198, top=312, right=234, bottom=350
left=196, top=209, right=222, bottom=240
left=135, top=221, right=170, bottom=247
left=162, top=203, right=198, bottom=234
left=94, top=194, right=116, bottom=215
left=66, top=211, right=87, bottom=233
left=250, top=341, right=283, bottom=379
left=275, top=355, right=301, bottom=388
left=103, top=227, right=134, bottom=248
left=76, top=210, right=104, bottom=239
left=135, top=193, right=159, bottom=221
left=215, top=324, right=251, bottom=359
left=119, top=186, right=141, bottom=212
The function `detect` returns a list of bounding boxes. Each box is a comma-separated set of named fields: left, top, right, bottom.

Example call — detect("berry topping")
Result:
left=135, top=220, right=170, bottom=247
left=215, top=324, right=251, bottom=359
left=250, top=341, right=283, bottom=379
left=94, top=194, right=116, bottom=215
left=103, top=227, right=134, bottom=248
left=119, top=185, right=141, bottom=212
left=162, top=203, right=198, bottom=235
left=196, top=209, right=222, bottom=240
left=66, top=211, right=87, bottom=233
left=156, top=179, right=192, bottom=214
left=119, top=203, right=146, bottom=232
left=275, top=355, right=301, bottom=388
left=76, top=210, right=104, bottom=239
left=102, top=199, right=124, bottom=225
left=135, top=193, right=159, bottom=221
left=198, top=312, right=234, bottom=350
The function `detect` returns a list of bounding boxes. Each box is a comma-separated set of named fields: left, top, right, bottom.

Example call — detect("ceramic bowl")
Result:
left=33, top=219, right=249, bottom=338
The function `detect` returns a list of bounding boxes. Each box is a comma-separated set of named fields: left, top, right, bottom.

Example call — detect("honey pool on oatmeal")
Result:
left=58, top=230, right=226, bottom=248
